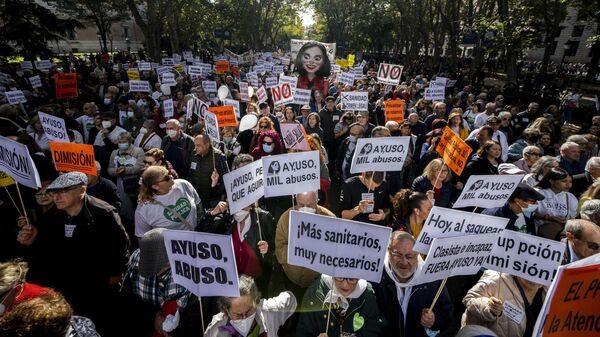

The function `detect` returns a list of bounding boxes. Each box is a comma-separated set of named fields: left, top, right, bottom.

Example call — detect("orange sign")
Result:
left=435, top=127, right=472, bottom=175
left=49, top=142, right=96, bottom=175
left=231, top=66, right=240, bottom=79
left=54, top=72, right=78, bottom=100
left=215, top=60, right=230, bottom=74
left=384, top=100, right=405, bottom=123
left=541, top=264, right=600, bottom=337
left=208, top=106, right=238, bottom=127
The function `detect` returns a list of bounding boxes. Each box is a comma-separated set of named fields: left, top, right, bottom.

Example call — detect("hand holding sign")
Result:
left=488, top=297, right=504, bottom=317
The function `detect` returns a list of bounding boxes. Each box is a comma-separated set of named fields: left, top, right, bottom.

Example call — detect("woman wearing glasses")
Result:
left=297, top=274, right=386, bottom=337
left=247, top=117, right=275, bottom=153
left=134, top=166, right=203, bottom=237
left=204, top=275, right=297, bottom=337
left=251, top=130, right=284, bottom=160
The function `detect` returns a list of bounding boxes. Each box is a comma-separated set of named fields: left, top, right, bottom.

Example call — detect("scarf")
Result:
left=321, top=275, right=367, bottom=315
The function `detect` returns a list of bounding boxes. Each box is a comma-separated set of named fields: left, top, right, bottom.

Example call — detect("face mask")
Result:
left=233, top=210, right=250, bottom=223
left=118, top=143, right=129, bottom=151
left=224, top=137, right=233, bottom=144
left=262, top=144, right=273, bottom=153
left=230, top=313, right=256, bottom=336
left=101, top=121, right=112, bottom=129
left=166, top=129, right=178, bottom=138
left=139, top=127, right=148, bottom=134
left=104, top=98, right=112, bottom=105
left=298, top=206, right=316, bottom=214
left=127, top=111, right=134, bottom=118
left=348, top=135, right=356, bottom=143
left=521, top=203, right=538, bottom=218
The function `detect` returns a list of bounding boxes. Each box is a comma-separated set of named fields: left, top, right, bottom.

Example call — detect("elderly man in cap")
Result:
left=296, top=105, right=311, bottom=128
left=16, top=171, right=129, bottom=335
left=356, top=110, right=375, bottom=137
left=482, top=183, right=545, bottom=235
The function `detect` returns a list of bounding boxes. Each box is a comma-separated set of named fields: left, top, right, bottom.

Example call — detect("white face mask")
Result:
left=230, top=313, right=256, bottom=336
left=234, top=210, right=250, bottom=223
left=139, top=127, right=148, bottom=134
left=101, top=121, right=112, bottom=129
left=298, top=206, right=316, bottom=214
left=104, top=98, right=112, bottom=105
left=127, top=111, right=134, bottom=118
left=166, top=129, right=178, bottom=138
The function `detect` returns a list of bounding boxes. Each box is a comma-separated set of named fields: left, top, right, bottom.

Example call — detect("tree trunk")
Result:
left=167, top=4, right=180, bottom=54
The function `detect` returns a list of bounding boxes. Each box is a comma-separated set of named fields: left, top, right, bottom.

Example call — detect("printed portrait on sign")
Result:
left=268, top=161, right=281, bottom=175
left=468, top=179, right=484, bottom=192
left=359, top=143, right=373, bottom=156
left=294, top=41, right=331, bottom=94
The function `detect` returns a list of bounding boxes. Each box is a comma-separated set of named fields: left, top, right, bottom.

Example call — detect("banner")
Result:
left=34, top=60, right=52, bottom=71
left=288, top=211, right=391, bottom=282
left=262, top=151, right=320, bottom=198
left=163, top=99, right=174, bottom=119
left=38, top=111, right=68, bottom=142
left=202, top=80, right=217, bottom=93
left=436, top=127, right=472, bottom=175
left=49, top=142, right=96, bottom=175
left=410, top=234, right=497, bottom=286
left=6, top=90, right=27, bottom=105
left=223, top=159, right=264, bottom=214
left=265, top=77, right=278, bottom=89
left=138, top=62, right=151, bottom=71
left=271, top=83, right=294, bottom=106
left=129, top=80, right=151, bottom=93
left=350, top=137, right=410, bottom=174
left=127, top=70, right=140, bottom=81
left=208, top=106, right=237, bottom=127
left=424, top=87, right=445, bottom=101
left=384, top=100, right=405, bottom=123
left=0, top=136, right=41, bottom=189
left=453, top=174, right=524, bottom=209
left=0, top=171, right=16, bottom=187
left=290, top=39, right=336, bottom=63
left=414, top=206, right=508, bottom=254
left=204, top=111, right=220, bottom=143
left=294, top=88, right=311, bottom=106
left=339, top=72, right=354, bottom=87
left=215, top=60, right=230, bottom=74
left=483, top=230, right=564, bottom=286
left=29, top=75, right=42, bottom=89
left=163, top=230, right=240, bottom=297
left=54, top=73, right=78, bottom=100
left=341, top=91, right=368, bottom=111
left=377, top=63, right=403, bottom=85
left=281, top=123, right=310, bottom=151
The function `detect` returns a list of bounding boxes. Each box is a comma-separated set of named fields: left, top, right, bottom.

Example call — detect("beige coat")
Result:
left=275, top=206, right=336, bottom=288
left=461, top=270, right=546, bottom=337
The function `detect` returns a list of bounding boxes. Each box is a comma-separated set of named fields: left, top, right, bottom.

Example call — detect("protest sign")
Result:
left=246, top=71, right=259, bottom=87
left=138, top=62, right=151, bottom=71
left=162, top=58, right=174, bottom=65
left=173, top=63, right=183, bottom=74
left=163, top=99, right=174, bottom=119
left=424, top=87, right=445, bottom=101
left=278, top=75, right=298, bottom=93
left=253, top=64, right=265, bottom=75
left=5, top=90, right=27, bottom=105
left=215, top=60, right=230, bottom=74
left=49, top=142, right=96, bottom=175
left=350, top=137, right=410, bottom=174
left=290, top=39, right=336, bottom=63
left=208, top=106, right=237, bottom=127
left=377, top=63, right=403, bottom=85
left=351, top=66, right=363, bottom=78
left=38, top=111, right=68, bottom=142
left=204, top=111, right=220, bottom=143
left=29, top=76, right=42, bottom=89
left=348, top=54, right=355, bottom=66
left=222, top=99, right=240, bottom=118
left=256, top=86, right=268, bottom=104
left=161, top=72, right=177, bottom=86
left=239, top=82, right=250, bottom=102
left=202, top=80, right=217, bottom=93
left=414, top=206, right=508, bottom=255
left=156, top=66, right=172, bottom=77
left=265, top=77, right=278, bottom=89
left=34, top=60, right=52, bottom=71
left=263, top=62, right=273, bottom=73
left=271, top=83, right=294, bottom=106
left=172, top=53, right=181, bottom=62
left=384, top=100, right=405, bottom=123
left=223, top=160, right=264, bottom=214
left=483, top=230, right=564, bottom=286
left=446, top=80, right=457, bottom=87
left=411, top=234, right=497, bottom=285
left=336, top=59, right=348, bottom=69
left=262, top=151, right=320, bottom=197
left=186, top=98, right=208, bottom=118
left=20, top=61, right=33, bottom=70
left=332, top=64, right=342, bottom=73
left=0, top=171, right=15, bottom=187
left=163, top=230, right=239, bottom=297
left=281, top=123, right=310, bottom=151
left=341, top=91, right=368, bottom=111
left=436, top=127, right=472, bottom=175
left=453, top=174, right=524, bottom=209
left=272, top=65, right=284, bottom=74
left=0, top=73, right=8, bottom=84
left=293, top=88, right=311, bottom=105
left=288, top=211, right=391, bottom=282
left=54, top=73, right=78, bottom=100
left=127, top=70, right=140, bottom=81
left=199, top=63, right=213, bottom=76
left=188, top=65, right=202, bottom=77
left=0, top=136, right=41, bottom=189
left=430, top=77, right=448, bottom=88
left=533, top=254, right=600, bottom=337
left=339, top=72, right=354, bottom=87
left=129, top=80, right=151, bottom=93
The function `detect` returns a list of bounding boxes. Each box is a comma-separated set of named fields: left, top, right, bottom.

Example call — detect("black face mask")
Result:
left=391, top=130, right=401, bottom=137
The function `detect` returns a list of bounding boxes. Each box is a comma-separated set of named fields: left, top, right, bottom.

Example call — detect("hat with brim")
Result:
left=498, top=163, right=525, bottom=175
left=139, top=228, right=169, bottom=277
left=46, top=172, right=88, bottom=191
left=357, top=111, right=369, bottom=117
left=239, top=114, right=258, bottom=132
left=511, top=183, right=545, bottom=201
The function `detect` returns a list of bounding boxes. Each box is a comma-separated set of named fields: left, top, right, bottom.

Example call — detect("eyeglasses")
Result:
left=35, top=190, right=49, bottom=198
left=259, top=125, right=269, bottom=129
left=263, top=141, right=274, bottom=145
left=333, top=277, right=358, bottom=284
left=48, top=186, right=81, bottom=197
left=575, top=238, right=600, bottom=251
left=229, top=306, right=256, bottom=320
left=390, top=250, right=417, bottom=260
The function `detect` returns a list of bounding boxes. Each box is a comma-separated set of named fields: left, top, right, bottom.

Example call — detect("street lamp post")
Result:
left=126, top=37, right=131, bottom=53
left=96, top=32, right=103, bottom=52
left=560, top=43, right=570, bottom=74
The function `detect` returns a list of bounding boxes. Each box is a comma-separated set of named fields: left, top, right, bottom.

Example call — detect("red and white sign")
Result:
left=270, top=83, right=294, bottom=106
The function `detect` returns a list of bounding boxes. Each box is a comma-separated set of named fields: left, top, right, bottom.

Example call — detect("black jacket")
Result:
left=461, top=155, right=500, bottom=183
left=571, top=171, right=594, bottom=198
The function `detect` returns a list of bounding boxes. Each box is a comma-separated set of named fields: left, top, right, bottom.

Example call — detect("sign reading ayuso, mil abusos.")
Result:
left=350, top=137, right=410, bottom=173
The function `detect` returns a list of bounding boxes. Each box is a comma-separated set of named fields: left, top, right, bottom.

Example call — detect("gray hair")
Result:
left=530, top=156, right=558, bottom=181
left=232, top=154, right=254, bottom=170
left=117, top=131, right=133, bottom=143
left=455, top=325, right=498, bottom=337
left=566, top=134, right=588, bottom=145
left=385, top=121, right=399, bottom=129
left=585, top=157, right=600, bottom=172
left=95, top=160, right=101, bottom=173
left=0, top=260, right=27, bottom=294
left=217, top=275, right=260, bottom=314
left=498, top=111, right=511, bottom=120
left=523, top=145, right=540, bottom=157
left=560, top=141, right=579, bottom=152
left=580, top=200, right=600, bottom=220
left=166, top=119, right=180, bottom=128
left=389, top=230, right=416, bottom=247
left=565, top=219, right=599, bottom=239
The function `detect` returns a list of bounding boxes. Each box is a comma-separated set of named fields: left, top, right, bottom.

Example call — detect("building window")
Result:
left=572, top=25, right=584, bottom=37
left=564, top=41, right=579, bottom=57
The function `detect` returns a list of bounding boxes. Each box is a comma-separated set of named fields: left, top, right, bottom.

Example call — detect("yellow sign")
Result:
left=0, top=171, right=15, bottom=187
left=336, top=59, right=348, bottom=69
left=348, top=54, right=355, bottom=67
left=126, top=70, right=140, bottom=81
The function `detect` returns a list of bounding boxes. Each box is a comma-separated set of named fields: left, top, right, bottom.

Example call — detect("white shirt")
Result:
left=534, top=188, right=578, bottom=227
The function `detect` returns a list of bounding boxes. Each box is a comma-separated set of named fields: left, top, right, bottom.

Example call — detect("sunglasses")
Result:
left=263, top=141, right=274, bottom=145
left=259, top=125, right=269, bottom=129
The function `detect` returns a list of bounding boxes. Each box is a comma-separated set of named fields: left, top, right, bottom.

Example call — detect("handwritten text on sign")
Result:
left=223, top=159, right=264, bottom=214
left=38, top=111, right=68, bottom=142
left=377, top=63, right=403, bottom=85
left=208, top=106, right=238, bottom=127
left=436, top=127, right=472, bottom=175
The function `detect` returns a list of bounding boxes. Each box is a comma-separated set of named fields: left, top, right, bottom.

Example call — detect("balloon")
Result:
left=217, top=85, right=230, bottom=101
left=248, top=86, right=254, bottom=98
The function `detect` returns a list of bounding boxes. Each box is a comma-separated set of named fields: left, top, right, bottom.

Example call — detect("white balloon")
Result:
left=248, top=86, right=254, bottom=98
left=217, top=85, right=230, bottom=100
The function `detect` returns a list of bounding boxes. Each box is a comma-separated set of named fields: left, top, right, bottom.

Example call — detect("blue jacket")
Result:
left=372, top=270, right=453, bottom=337
left=411, top=175, right=452, bottom=208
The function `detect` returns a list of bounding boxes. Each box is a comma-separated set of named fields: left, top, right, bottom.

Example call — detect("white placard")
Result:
left=38, top=111, right=68, bottom=142
left=202, top=80, right=217, bottom=93
left=430, top=77, right=448, bottom=88
left=204, top=111, right=220, bottom=143
left=424, top=87, right=445, bottom=101
left=253, top=64, right=265, bottom=74
left=483, top=230, right=564, bottom=286
left=29, top=76, right=42, bottom=88
left=239, top=82, right=250, bottom=102
left=288, top=211, right=391, bottom=283
left=332, top=65, right=341, bottom=73
left=256, top=86, right=268, bottom=104
left=138, top=62, right=151, bottom=71
left=0, top=73, right=8, bottom=84
left=187, top=98, right=209, bottom=118
left=293, top=88, right=311, bottom=106
left=272, top=65, right=284, bottom=74
left=188, top=65, right=202, bottom=77
left=161, top=58, right=174, bottom=65
left=351, top=66, right=363, bottom=78
left=339, top=72, right=354, bottom=87
left=20, top=61, right=33, bottom=70
left=278, top=75, right=298, bottom=94
left=222, top=99, right=240, bottom=118
left=246, top=71, right=259, bottom=87
left=5, top=90, right=27, bottom=104
left=453, top=175, right=524, bottom=209
left=163, top=230, right=239, bottom=297
left=341, top=91, right=368, bottom=111
left=161, top=72, right=177, bottom=86
left=34, top=60, right=52, bottom=71
left=410, top=234, right=497, bottom=286
left=0, top=136, right=41, bottom=189
left=199, top=63, right=212, bottom=76
left=163, top=99, right=174, bottom=118
left=129, top=80, right=151, bottom=93
left=223, top=160, right=264, bottom=214
left=265, top=77, right=278, bottom=89
left=281, top=123, right=310, bottom=151
left=350, top=137, right=411, bottom=174
left=156, top=66, right=172, bottom=77
left=446, top=80, right=457, bottom=88
left=377, top=63, right=403, bottom=85
left=262, top=151, right=320, bottom=197
left=271, top=83, right=294, bottom=106
left=414, top=206, right=508, bottom=254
